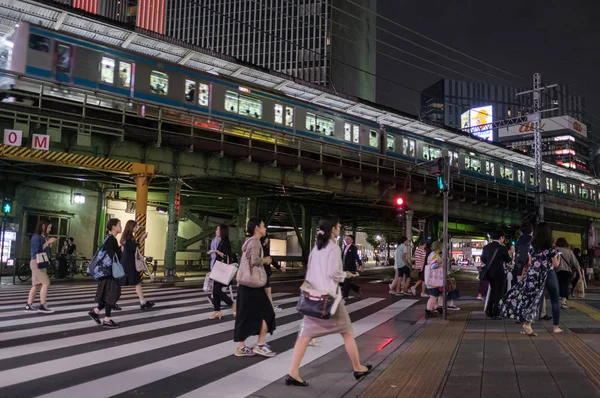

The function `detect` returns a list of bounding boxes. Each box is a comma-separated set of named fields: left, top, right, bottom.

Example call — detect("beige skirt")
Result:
left=299, top=301, right=353, bottom=338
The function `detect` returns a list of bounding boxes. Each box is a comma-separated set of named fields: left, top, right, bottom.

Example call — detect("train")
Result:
left=2, top=22, right=599, bottom=207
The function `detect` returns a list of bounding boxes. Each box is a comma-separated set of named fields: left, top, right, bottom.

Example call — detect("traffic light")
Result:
left=394, top=196, right=405, bottom=221
left=432, top=157, right=450, bottom=192
left=2, top=198, right=13, bottom=215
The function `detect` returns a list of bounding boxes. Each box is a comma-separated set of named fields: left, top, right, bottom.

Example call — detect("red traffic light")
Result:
left=395, top=197, right=404, bottom=206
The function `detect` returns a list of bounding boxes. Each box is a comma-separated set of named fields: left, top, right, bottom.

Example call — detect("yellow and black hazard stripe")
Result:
left=0, top=144, right=139, bottom=174
left=135, top=212, right=148, bottom=255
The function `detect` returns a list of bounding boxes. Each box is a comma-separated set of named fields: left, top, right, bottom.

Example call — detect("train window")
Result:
left=56, top=44, right=72, bottom=73
left=545, top=178, right=553, bottom=191
left=225, top=91, right=239, bottom=113
left=580, top=187, right=589, bottom=199
left=344, top=123, right=354, bottom=141
left=592, top=189, right=596, bottom=201
left=529, top=174, right=534, bottom=186
left=448, top=151, right=459, bottom=166
left=239, top=94, right=262, bottom=118
left=185, top=80, right=195, bottom=102
left=306, top=113, right=333, bottom=135
left=275, top=104, right=284, bottom=124
left=369, top=130, right=379, bottom=147
left=386, top=134, right=395, bottom=151
left=100, top=57, right=115, bottom=84
left=423, top=145, right=441, bottom=160
left=517, top=170, right=525, bottom=183
left=569, top=183, right=576, bottom=195
left=500, top=166, right=514, bottom=181
left=199, top=83, right=209, bottom=106
left=285, top=107, right=294, bottom=127
left=465, top=156, right=481, bottom=172
left=485, top=161, right=494, bottom=176
left=29, top=34, right=50, bottom=52
left=559, top=182, right=567, bottom=194
left=119, top=62, right=131, bottom=88
left=352, top=125, right=359, bottom=143
left=306, top=113, right=316, bottom=131
left=150, top=71, right=168, bottom=95
left=402, top=138, right=415, bottom=157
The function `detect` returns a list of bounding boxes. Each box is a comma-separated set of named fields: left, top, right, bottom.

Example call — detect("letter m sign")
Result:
left=32, top=134, right=50, bottom=151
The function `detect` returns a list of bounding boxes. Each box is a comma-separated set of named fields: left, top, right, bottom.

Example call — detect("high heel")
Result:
left=353, top=364, right=373, bottom=380
left=285, top=375, right=308, bottom=387
left=208, top=311, right=222, bottom=320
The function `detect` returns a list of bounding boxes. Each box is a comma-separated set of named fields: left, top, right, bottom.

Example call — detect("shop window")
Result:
left=100, top=57, right=115, bottom=84
left=56, top=43, right=72, bottom=73
left=546, top=178, right=553, bottom=191
left=559, top=182, right=567, bottom=194
left=29, top=34, right=50, bottom=52
left=403, top=138, right=416, bottom=157
left=500, top=166, right=513, bottom=180
left=465, top=156, right=481, bottom=172
left=369, top=130, right=379, bottom=147
left=150, top=71, right=168, bottom=95
left=485, top=161, right=495, bottom=176
left=198, top=83, right=209, bottom=106
left=185, top=80, right=195, bottom=102
left=275, top=104, right=284, bottom=124
left=119, top=62, right=131, bottom=88
left=386, top=134, right=395, bottom=151
left=517, top=170, right=525, bottom=183
left=285, top=107, right=294, bottom=127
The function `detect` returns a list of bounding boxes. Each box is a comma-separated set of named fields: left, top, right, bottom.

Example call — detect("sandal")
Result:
left=553, top=327, right=563, bottom=334
left=521, top=325, right=538, bottom=337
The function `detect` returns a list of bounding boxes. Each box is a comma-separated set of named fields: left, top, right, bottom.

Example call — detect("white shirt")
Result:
left=305, top=241, right=346, bottom=297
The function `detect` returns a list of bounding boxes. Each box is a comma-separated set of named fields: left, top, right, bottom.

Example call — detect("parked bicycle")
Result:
left=17, top=260, right=55, bottom=282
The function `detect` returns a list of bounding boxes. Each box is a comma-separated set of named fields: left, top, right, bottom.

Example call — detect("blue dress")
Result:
left=500, top=247, right=557, bottom=323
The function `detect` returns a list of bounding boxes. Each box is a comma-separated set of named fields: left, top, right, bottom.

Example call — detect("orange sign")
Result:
left=518, top=122, right=546, bottom=133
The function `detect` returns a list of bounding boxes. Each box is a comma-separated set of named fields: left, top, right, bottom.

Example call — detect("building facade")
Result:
left=164, top=0, right=376, bottom=101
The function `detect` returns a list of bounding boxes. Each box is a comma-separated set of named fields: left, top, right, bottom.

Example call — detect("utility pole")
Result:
left=516, top=73, right=558, bottom=224
left=441, top=156, right=450, bottom=320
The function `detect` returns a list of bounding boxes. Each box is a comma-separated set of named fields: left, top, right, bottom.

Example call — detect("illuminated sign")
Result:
left=461, top=105, right=494, bottom=141
left=499, top=116, right=587, bottom=140
left=238, top=86, right=251, bottom=93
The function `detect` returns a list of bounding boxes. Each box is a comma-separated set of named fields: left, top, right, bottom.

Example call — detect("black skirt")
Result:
left=95, top=277, right=121, bottom=306
left=234, top=285, right=276, bottom=342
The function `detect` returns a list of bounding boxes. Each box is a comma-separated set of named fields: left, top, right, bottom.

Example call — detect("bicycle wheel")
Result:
left=17, top=264, right=31, bottom=282
left=46, top=265, right=55, bottom=279
left=81, top=261, right=90, bottom=277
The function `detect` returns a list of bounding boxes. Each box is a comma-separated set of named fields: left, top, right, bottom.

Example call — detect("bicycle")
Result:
left=17, top=260, right=55, bottom=282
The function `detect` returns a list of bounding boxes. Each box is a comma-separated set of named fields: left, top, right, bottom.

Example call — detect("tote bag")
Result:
left=209, top=259, right=238, bottom=285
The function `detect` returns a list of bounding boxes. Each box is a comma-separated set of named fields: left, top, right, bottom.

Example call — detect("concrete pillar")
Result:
left=134, top=175, right=151, bottom=255
left=238, top=197, right=250, bottom=240
left=164, top=179, right=182, bottom=275
left=405, top=210, right=414, bottom=257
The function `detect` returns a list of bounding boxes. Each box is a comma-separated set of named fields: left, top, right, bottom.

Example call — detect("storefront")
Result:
left=451, top=238, right=487, bottom=267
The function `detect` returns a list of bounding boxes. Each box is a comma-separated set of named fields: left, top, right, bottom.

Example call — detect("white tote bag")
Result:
left=209, top=260, right=238, bottom=285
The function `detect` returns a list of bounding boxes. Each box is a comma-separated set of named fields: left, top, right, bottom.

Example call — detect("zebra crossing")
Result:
left=0, top=283, right=418, bottom=398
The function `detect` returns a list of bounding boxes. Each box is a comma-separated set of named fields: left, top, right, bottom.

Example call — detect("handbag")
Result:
left=36, top=252, right=50, bottom=269
left=236, top=238, right=267, bottom=288
left=296, top=280, right=342, bottom=319
left=425, top=262, right=444, bottom=287
left=573, top=278, right=585, bottom=299
left=210, top=256, right=238, bottom=285
left=479, top=248, right=499, bottom=281
left=111, top=255, right=125, bottom=279
left=135, top=247, right=146, bottom=272
left=203, top=272, right=214, bottom=292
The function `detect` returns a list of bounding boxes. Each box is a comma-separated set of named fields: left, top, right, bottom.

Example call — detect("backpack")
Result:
left=514, top=240, right=530, bottom=267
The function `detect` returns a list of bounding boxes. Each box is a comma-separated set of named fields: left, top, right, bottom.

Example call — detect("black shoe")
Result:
left=540, top=315, right=552, bottom=321
left=425, top=310, right=436, bottom=317
left=88, top=310, right=101, bottom=325
left=353, top=364, right=373, bottom=380
left=113, top=304, right=122, bottom=311
left=102, top=319, right=120, bottom=328
left=285, top=375, right=309, bottom=387
left=140, top=302, right=155, bottom=310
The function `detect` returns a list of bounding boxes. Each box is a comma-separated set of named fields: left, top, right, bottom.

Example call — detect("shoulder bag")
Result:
left=111, top=254, right=125, bottom=279
left=236, top=238, right=267, bottom=288
left=296, top=280, right=342, bottom=319
left=479, top=248, right=499, bottom=281
left=210, top=255, right=239, bottom=286
left=425, top=258, right=445, bottom=287
left=35, top=236, right=50, bottom=269
left=134, top=247, right=146, bottom=272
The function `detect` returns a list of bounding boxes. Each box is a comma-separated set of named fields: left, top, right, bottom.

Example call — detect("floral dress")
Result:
left=500, top=247, right=557, bottom=323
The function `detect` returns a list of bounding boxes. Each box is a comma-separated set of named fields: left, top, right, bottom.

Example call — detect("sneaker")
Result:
left=235, top=346, right=256, bottom=357
left=421, top=293, right=430, bottom=298
left=88, top=310, right=101, bottom=325
left=140, top=302, right=155, bottom=310
left=273, top=305, right=283, bottom=313
left=24, top=304, right=38, bottom=313
left=309, top=338, right=321, bottom=347
left=102, top=319, right=120, bottom=328
left=38, top=304, right=55, bottom=314
left=112, top=304, right=122, bottom=311
left=448, top=305, right=460, bottom=311
left=388, top=290, right=396, bottom=295
left=253, top=344, right=276, bottom=357
left=410, top=286, right=416, bottom=296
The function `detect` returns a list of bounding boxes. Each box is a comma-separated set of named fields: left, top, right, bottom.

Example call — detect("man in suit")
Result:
left=342, top=235, right=363, bottom=299
left=480, top=231, right=512, bottom=318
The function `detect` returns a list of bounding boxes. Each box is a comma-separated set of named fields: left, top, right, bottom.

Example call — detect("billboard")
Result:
left=460, top=105, right=494, bottom=141
left=498, top=115, right=587, bottom=140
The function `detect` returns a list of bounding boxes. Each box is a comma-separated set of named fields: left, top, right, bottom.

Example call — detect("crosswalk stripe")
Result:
left=0, top=294, right=297, bottom=361
left=0, top=296, right=314, bottom=388
left=35, top=298, right=387, bottom=398
left=185, top=299, right=419, bottom=398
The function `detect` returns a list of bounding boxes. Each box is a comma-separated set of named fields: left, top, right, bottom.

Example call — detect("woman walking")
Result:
left=234, top=218, right=276, bottom=358
left=500, top=223, right=562, bottom=335
left=555, top=238, right=582, bottom=309
left=120, top=220, right=154, bottom=310
left=88, top=218, right=123, bottom=328
left=25, top=219, right=57, bottom=314
left=286, top=216, right=372, bottom=387
left=208, top=224, right=236, bottom=320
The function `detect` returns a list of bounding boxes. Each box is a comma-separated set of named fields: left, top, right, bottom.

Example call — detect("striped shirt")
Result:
left=414, top=247, right=426, bottom=270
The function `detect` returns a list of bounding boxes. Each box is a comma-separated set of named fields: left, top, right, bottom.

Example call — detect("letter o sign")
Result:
left=3, top=129, right=22, bottom=147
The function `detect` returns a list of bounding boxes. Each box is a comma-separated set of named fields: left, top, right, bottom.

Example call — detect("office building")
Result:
left=164, top=0, right=376, bottom=101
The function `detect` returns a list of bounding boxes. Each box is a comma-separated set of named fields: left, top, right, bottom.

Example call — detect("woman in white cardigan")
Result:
left=286, top=215, right=372, bottom=387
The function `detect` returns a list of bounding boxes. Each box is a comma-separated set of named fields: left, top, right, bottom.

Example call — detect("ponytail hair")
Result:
left=316, top=215, right=339, bottom=250
left=246, top=217, right=263, bottom=237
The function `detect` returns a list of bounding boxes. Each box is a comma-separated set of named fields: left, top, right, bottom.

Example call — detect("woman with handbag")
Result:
left=88, top=218, right=123, bottom=329
left=286, top=216, right=372, bottom=387
left=234, top=217, right=276, bottom=358
left=25, top=219, right=57, bottom=314
left=208, top=224, right=235, bottom=320
left=424, top=241, right=444, bottom=316
left=119, top=220, right=154, bottom=310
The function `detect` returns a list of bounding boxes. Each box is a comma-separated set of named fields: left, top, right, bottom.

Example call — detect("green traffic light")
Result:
left=437, top=176, right=445, bottom=191
left=2, top=201, right=12, bottom=214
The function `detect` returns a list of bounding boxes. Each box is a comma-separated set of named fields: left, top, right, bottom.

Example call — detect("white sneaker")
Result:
left=273, top=305, right=283, bottom=313
left=253, top=344, right=276, bottom=357
left=309, top=338, right=321, bottom=347
left=421, top=293, right=429, bottom=298
left=410, top=286, right=416, bottom=296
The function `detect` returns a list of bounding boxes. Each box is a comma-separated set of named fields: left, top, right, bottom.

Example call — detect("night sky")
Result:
left=374, top=0, right=600, bottom=127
